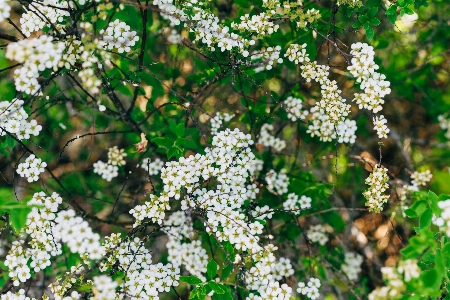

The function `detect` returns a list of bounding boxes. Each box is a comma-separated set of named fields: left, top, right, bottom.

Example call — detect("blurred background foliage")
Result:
left=0, top=0, right=450, bottom=298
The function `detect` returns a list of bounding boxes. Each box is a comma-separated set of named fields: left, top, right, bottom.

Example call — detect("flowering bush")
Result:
left=0, top=0, right=450, bottom=299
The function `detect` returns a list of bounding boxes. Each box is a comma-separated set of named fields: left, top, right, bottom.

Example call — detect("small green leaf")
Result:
left=153, top=137, right=173, bottom=148
left=405, top=200, right=428, bottom=218
left=370, top=17, right=381, bottom=26
left=189, top=285, right=206, bottom=300
left=168, top=119, right=177, bottom=134
left=421, top=269, right=442, bottom=290
left=221, top=264, right=234, bottom=280
left=207, top=282, right=226, bottom=294
left=352, top=20, right=362, bottom=29
left=386, top=5, right=397, bottom=15
left=207, top=259, right=218, bottom=280
left=180, top=275, right=203, bottom=285
left=419, top=208, right=433, bottom=229
left=366, top=0, right=381, bottom=6
left=387, top=12, right=397, bottom=24
left=5, top=137, right=15, bottom=149
left=435, top=249, right=445, bottom=277
left=175, top=123, right=185, bottom=137
left=8, top=207, right=31, bottom=232
left=442, top=242, right=450, bottom=255
left=358, top=15, right=369, bottom=24
left=364, top=24, right=375, bottom=39
left=212, top=292, right=233, bottom=300
left=367, top=7, right=379, bottom=17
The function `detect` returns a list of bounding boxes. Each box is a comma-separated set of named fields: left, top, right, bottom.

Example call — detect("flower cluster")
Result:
left=363, top=165, right=390, bottom=213
left=93, top=147, right=126, bottom=181
left=5, top=191, right=101, bottom=289
left=130, top=194, right=169, bottom=226
left=397, top=259, right=420, bottom=282
left=232, top=13, right=280, bottom=38
left=165, top=213, right=208, bottom=280
left=210, top=112, right=235, bottom=135
left=1, top=289, right=33, bottom=300
left=53, top=209, right=103, bottom=260
left=336, top=119, right=357, bottom=143
left=4, top=242, right=31, bottom=286
left=258, top=123, right=286, bottom=151
left=432, top=199, right=450, bottom=236
left=295, top=8, right=321, bottom=29
left=306, top=106, right=357, bottom=143
left=341, top=252, right=363, bottom=281
left=301, top=62, right=351, bottom=124
left=336, top=0, right=362, bottom=7
left=252, top=46, right=283, bottom=72
left=102, top=236, right=180, bottom=299
left=0, top=99, right=42, bottom=140
left=283, top=96, right=309, bottom=122
left=5, top=193, right=62, bottom=286
left=245, top=244, right=294, bottom=299
left=272, top=257, right=295, bottom=280
left=92, top=275, right=118, bottom=300
left=368, top=266, right=409, bottom=299
left=297, top=278, right=321, bottom=300
left=107, top=146, right=127, bottom=166
left=373, top=115, right=390, bottom=139
left=164, top=28, right=182, bottom=44
left=283, top=193, right=312, bottom=213
left=100, top=20, right=140, bottom=53
left=285, top=43, right=310, bottom=64
left=307, top=225, right=329, bottom=245
left=438, top=114, right=450, bottom=139
left=141, top=157, right=164, bottom=175
left=266, top=169, right=290, bottom=195
left=16, top=154, right=46, bottom=183
left=259, top=281, right=292, bottom=300
left=19, top=0, right=70, bottom=37
left=0, top=0, right=10, bottom=23
left=411, top=170, right=433, bottom=186
left=348, top=43, right=391, bottom=114
left=6, top=36, right=65, bottom=94
left=93, top=160, right=119, bottom=181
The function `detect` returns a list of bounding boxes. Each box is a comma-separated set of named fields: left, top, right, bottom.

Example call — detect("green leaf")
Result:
left=180, top=275, right=203, bottom=285
left=404, top=200, right=428, bottom=218
left=352, top=20, right=362, bottom=29
left=212, top=292, right=233, bottom=300
left=176, top=123, right=185, bottom=137
left=207, top=259, right=218, bottom=281
left=5, top=137, right=15, bottom=149
left=189, top=285, right=206, bottom=300
left=366, top=0, right=381, bottom=6
left=370, top=17, right=381, bottom=26
left=358, top=15, right=369, bottom=24
left=364, top=24, right=375, bottom=40
left=421, top=269, right=442, bottom=290
left=419, top=208, right=433, bottom=229
left=435, top=249, right=445, bottom=278
left=387, top=13, right=397, bottom=24
left=207, top=282, right=226, bottom=294
left=367, top=7, right=379, bottom=17
left=442, top=242, right=450, bottom=255
left=386, top=5, right=397, bottom=15
left=168, top=119, right=177, bottom=135
left=221, top=264, right=234, bottom=280
left=9, top=207, right=31, bottom=232
left=153, top=137, right=173, bottom=148
left=167, top=146, right=181, bottom=159
left=222, top=241, right=235, bottom=261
